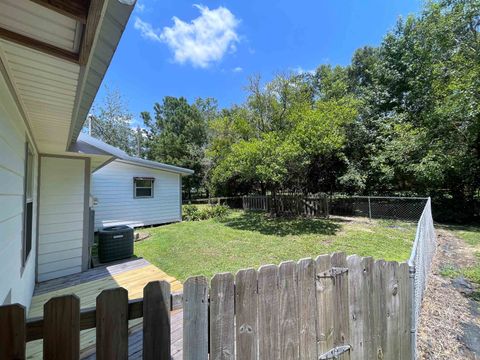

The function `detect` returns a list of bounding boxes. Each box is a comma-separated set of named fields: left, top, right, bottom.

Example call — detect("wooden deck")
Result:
left=26, top=258, right=183, bottom=359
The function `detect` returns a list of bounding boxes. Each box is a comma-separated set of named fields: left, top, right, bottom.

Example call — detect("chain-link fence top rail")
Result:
left=328, top=196, right=428, bottom=221
left=408, top=198, right=436, bottom=359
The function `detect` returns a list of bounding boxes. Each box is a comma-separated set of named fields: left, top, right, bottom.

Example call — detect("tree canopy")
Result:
left=91, top=0, right=479, bottom=221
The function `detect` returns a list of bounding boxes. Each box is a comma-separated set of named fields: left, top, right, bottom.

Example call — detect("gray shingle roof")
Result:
left=75, top=133, right=194, bottom=175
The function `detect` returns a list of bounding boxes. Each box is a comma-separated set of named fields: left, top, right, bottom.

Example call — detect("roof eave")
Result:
left=116, top=159, right=195, bottom=176
left=67, top=0, right=135, bottom=150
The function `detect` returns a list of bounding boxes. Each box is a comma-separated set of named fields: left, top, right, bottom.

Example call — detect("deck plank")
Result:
left=26, top=259, right=182, bottom=360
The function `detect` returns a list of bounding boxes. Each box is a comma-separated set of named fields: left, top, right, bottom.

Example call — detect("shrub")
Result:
left=183, top=205, right=201, bottom=221
left=182, top=204, right=230, bottom=221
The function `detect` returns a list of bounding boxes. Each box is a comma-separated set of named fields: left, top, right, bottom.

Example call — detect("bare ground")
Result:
left=417, top=229, right=480, bottom=359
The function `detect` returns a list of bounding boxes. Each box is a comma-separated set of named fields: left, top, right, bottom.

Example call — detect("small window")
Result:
left=23, top=143, right=34, bottom=265
left=134, top=177, right=154, bottom=198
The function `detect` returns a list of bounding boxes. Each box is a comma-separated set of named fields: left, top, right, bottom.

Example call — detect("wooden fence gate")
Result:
left=243, top=195, right=329, bottom=218
left=0, top=253, right=411, bottom=360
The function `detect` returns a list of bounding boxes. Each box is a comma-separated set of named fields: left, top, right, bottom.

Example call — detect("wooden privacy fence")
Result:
left=0, top=253, right=411, bottom=360
left=243, top=195, right=329, bottom=218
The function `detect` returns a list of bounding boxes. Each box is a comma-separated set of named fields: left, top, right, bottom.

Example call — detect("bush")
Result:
left=183, top=204, right=230, bottom=221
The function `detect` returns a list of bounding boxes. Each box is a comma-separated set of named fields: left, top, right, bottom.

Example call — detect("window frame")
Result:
left=133, top=177, right=155, bottom=199
left=22, top=141, right=34, bottom=267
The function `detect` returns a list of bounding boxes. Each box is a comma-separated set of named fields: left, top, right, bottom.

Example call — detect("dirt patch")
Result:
left=417, top=229, right=480, bottom=359
left=134, top=231, right=150, bottom=242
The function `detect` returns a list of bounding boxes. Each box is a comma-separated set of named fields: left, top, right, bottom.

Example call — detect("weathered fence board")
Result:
left=297, top=258, right=318, bottom=360
left=372, top=259, right=388, bottom=359
left=0, top=303, right=26, bottom=360
left=279, top=261, right=300, bottom=359
left=347, top=255, right=374, bottom=360
left=235, top=269, right=258, bottom=360
left=96, top=288, right=128, bottom=360
left=398, top=263, right=412, bottom=360
left=258, top=264, right=279, bottom=360
left=331, top=252, right=351, bottom=360
left=385, top=261, right=400, bottom=360
left=44, top=295, right=80, bottom=360
left=316, top=254, right=334, bottom=354
left=143, top=281, right=171, bottom=360
left=183, top=276, right=209, bottom=360
left=243, top=195, right=328, bottom=217
left=1, top=253, right=414, bottom=360
left=210, top=273, right=235, bottom=360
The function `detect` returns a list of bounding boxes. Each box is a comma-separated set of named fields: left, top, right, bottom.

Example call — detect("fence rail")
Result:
left=0, top=253, right=412, bottom=360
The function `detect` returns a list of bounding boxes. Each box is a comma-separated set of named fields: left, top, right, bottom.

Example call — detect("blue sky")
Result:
left=95, top=0, right=423, bottom=126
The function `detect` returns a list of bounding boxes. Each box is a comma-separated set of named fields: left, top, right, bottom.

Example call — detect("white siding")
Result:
left=38, top=157, right=86, bottom=282
left=92, top=161, right=181, bottom=229
left=0, top=71, right=37, bottom=308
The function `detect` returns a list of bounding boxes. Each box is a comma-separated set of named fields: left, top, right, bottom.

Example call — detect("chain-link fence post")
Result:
left=368, top=196, right=372, bottom=219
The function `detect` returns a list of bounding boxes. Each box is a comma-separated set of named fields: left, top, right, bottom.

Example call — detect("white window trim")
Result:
left=133, top=177, right=154, bottom=198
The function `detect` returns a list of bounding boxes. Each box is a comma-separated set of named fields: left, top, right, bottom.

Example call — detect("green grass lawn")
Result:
left=440, top=225, right=480, bottom=286
left=135, top=210, right=416, bottom=282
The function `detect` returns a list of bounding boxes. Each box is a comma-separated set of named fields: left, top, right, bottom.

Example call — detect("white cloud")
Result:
left=134, top=4, right=240, bottom=68
left=134, top=17, right=162, bottom=41
left=292, top=66, right=316, bottom=75
left=232, top=67, right=243, bottom=73
left=135, top=2, right=145, bottom=12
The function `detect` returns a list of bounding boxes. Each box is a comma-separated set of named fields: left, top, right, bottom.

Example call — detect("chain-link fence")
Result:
left=408, top=197, right=436, bottom=359
left=328, top=195, right=429, bottom=221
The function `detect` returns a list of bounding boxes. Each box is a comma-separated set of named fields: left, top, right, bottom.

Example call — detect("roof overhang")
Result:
left=0, top=0, right=135, bottom=154
left=75, top=133, right=195, bottom=176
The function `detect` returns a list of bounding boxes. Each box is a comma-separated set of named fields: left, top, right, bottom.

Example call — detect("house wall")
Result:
left=92, top=160, right=182, bottom=229
left=37, top=156, right=88, bottom=282
left=0, top=72, right=38, bottom=308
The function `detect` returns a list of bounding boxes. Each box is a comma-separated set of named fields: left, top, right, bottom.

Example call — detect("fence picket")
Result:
left=398, top=263, right=412, bottom=360
left=235, top=268, right=258, bottom=360
left=96, top=288, right=129, bottom=360
left=5, top=249, right=420, bottom=360
left=385, top=261, right=400, bottom=360
left=315, top=254, right=334, bottom=354
left=44, top=295, right=80, bottom=360
left=143, top=281, right=171, bottom=360
left=0, top=304, right=26, bottom=359
left=372, top=260, right=387, bottom=359
left=279, top=261, right=300, bottom=359
left=330, top=252, right=350, bottom=360
left=297, top=258, right=317, bottom=360
left=183, top=276, right=209, bottom=360
left=347, top=256, right=374, bottom=360
left=210, top=273, right=235, bottom=360
left=258, top=265, right=279, bottom=360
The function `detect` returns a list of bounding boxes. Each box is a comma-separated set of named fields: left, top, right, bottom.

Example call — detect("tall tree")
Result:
left=86, top=88, right=135, bottom=155
left=141, top=97, right=215, bottom=198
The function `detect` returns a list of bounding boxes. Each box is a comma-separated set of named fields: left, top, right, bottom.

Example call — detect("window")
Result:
left=134, top=177, right=154, bottom=198
left=23, top=143, right=34, bottom=265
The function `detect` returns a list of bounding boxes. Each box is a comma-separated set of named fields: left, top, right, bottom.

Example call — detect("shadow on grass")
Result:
left=219, top=211, right=341, bottom=237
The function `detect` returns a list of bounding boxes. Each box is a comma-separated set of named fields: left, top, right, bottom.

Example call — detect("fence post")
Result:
left=96, top=288, right=129, bottom=360
left=143, top=281, right=171, bottom=360
left=326, top=195, right=330, bottom=218
left=409, top=264, right=416, bottom=360
left=368, top=196, right=372, bottom=220
left=0, top=304, right=26, bottom=360
left=44, top=295, right=80, bottom=360
left=183, top=276, right=209, bottom=360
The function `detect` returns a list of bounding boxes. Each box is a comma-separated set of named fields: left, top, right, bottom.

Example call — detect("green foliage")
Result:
left=138, top=0, right=480, bottom=220
left=85, top=87, right=136, bottom=155
left=182, top=204, right=230, bottom=221
left=141, top=97, right=217, bottom=198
